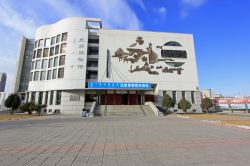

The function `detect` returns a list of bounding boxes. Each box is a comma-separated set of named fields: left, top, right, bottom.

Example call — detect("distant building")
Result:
left=214, top=97, right=250, bottom=111
left=0, top=72, right=7, bottom=92
left=202, top=89, right=222, bottom=99
left=202, top=89, right=212, bottom=98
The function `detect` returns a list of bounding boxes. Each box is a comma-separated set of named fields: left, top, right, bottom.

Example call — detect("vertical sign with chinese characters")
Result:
left=66, top=30, right=88, bottom=88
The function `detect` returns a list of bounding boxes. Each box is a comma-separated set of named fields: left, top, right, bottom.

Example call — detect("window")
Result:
left=31, top=92, right=36, bottom=102
left=42, top=59, right=48, bottom=69
left=60, top=43, right=67, bottom=53
left=59, top=55, right=65, bottom=66
left=50, top=47, right=54, bottom=56
left=48, top=58, right=53, bottom=68
left=47, top=70, right=52, bottom=80
left=86, top=71, right=98, bottom=79
left=52, top=69, right=57, bottom=79
left=164, top=41, right=182, bottom=47
left=45, top=91, right=48, bottom=105
left=38, top=39, right=44, bottom=47
left=30, top=72, right=33, bottom=81
left=161, top=50, right=187, bottom=58
left=51, top=37, right=55, bottom=45
left=69, top=95, right=80, bottom=101
left=172, top=91, right=176, bottom=104
left=35, top=41, right=38, bottom=48
left=191, top=91, right=195, bottom=104
left=182, top=91, right=185, bottom=99
left=61, top=32, right=67, bottom=42
left=45, top=38, right=50, bottom=47
left=32, top=61, right=35, bottom=69
left=55, top=45, right=59, bottom=54
left=56, top=91, right=62, bottom=105
left=37, top=49, right=42, bottom=58
left=40, top=71, right=46, bottom=80
left=38, top=92, right=43, bottom=104
left=49, top=91, right=54, bottom=105
left=34, top=71, right=39, bottom=81
left=26, top=92, right=29, bottom=102
left=33, top=50, right=36, bottom=59
left=58, top=68, right=64, bottom=78
left=88, top=47, right=99, bottom=55
left=56, top=34, right=61, bottom=43
left=87, top=61, right=98, bottom=67
left=54, top=57, right=58, bottom=67
left=20, top=93, right=25, bottom=101
left=43, top=48, right=49, bottom=57
left=88, top=38, right=99, bottom=43
left=35, top=60, right=41, bottom=69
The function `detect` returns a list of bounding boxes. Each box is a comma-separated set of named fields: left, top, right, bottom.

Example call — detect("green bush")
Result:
left=4, top=94, right=21, bottom=115
left=162, top=94, right=175, bottom=111
left=19, top=102, right=47, bottom=115
left=201, top=97, right=213, bottom=113
left=178, top=98, right=191, bottom=113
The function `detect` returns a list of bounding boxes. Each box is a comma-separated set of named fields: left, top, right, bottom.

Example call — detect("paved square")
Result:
left=0, top=115, right=250, bottom=166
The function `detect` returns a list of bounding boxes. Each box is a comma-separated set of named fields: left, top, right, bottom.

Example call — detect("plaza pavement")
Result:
left=0, top=114, right=250, bottom=166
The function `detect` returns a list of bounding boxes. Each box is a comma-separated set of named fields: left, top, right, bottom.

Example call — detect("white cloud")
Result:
left=42, top=0, right=82, bottom=17
left=131, top=0, right=146, bottom=11
left=43, top=0, right=142, bottom=30
left=158, top=7, right=167, bottom=20
left=182, top=0, right=206, bottom=8
left=180, top=0, right=206, bottom=18
left=153, top=6, right=167, bottom=23
left=81, top=0, right=142, bottom=30
left=0, top=0, right=38, bottom=37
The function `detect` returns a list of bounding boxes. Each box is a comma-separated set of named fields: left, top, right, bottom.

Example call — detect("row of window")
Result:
left=30, top=68, right=64, bottom=81
left=163, top=91, right=195, bottom=104
left=29, top=91, right=61, bottom=105
left=34, top=32, right=68, bottom=48
left=33, top=43, right=67, bottom=59
left=31, top=55, right=65, bottom=70
left=161, top=50, right=187, bottom=58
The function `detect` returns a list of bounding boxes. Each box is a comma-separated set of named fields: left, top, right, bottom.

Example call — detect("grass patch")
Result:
left=221, top=120, right=250, bottom=126
left=0, top=114, right=33, bottom=121
left=186, top=114, right=241, bottom=119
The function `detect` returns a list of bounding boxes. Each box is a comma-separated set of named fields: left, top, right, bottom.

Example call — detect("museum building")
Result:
left=13, top=17, right=202, bottom=114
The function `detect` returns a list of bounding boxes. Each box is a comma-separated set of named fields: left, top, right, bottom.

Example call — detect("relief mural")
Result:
left=112, top=36, right=184, bottom=75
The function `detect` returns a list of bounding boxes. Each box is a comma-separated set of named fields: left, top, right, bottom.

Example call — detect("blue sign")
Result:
left=88, top=82, right=152, bottom=89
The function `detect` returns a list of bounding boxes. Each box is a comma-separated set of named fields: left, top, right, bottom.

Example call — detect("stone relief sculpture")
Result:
left=112, top=36, right=184, bottom=75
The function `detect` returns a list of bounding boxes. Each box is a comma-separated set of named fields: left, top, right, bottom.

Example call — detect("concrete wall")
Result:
left=98, top=29, right=199, bottom=92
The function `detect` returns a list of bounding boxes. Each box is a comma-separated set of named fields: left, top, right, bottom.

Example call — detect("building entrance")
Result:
left=100, top=94, right=142, bottom=105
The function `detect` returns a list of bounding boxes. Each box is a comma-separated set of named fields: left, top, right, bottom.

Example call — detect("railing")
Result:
left=89, top=101, right=97, bottom=117
left=145, top=102, right=160, bottom=117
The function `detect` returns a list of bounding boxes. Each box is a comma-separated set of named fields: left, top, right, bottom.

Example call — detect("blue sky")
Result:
left=0, top=0, right=249, bottom=96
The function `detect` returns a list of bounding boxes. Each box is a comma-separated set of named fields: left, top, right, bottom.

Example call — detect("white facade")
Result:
left=14, top=17, right=202, bottom=114
left=98, top=29, right=199, bottom=91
